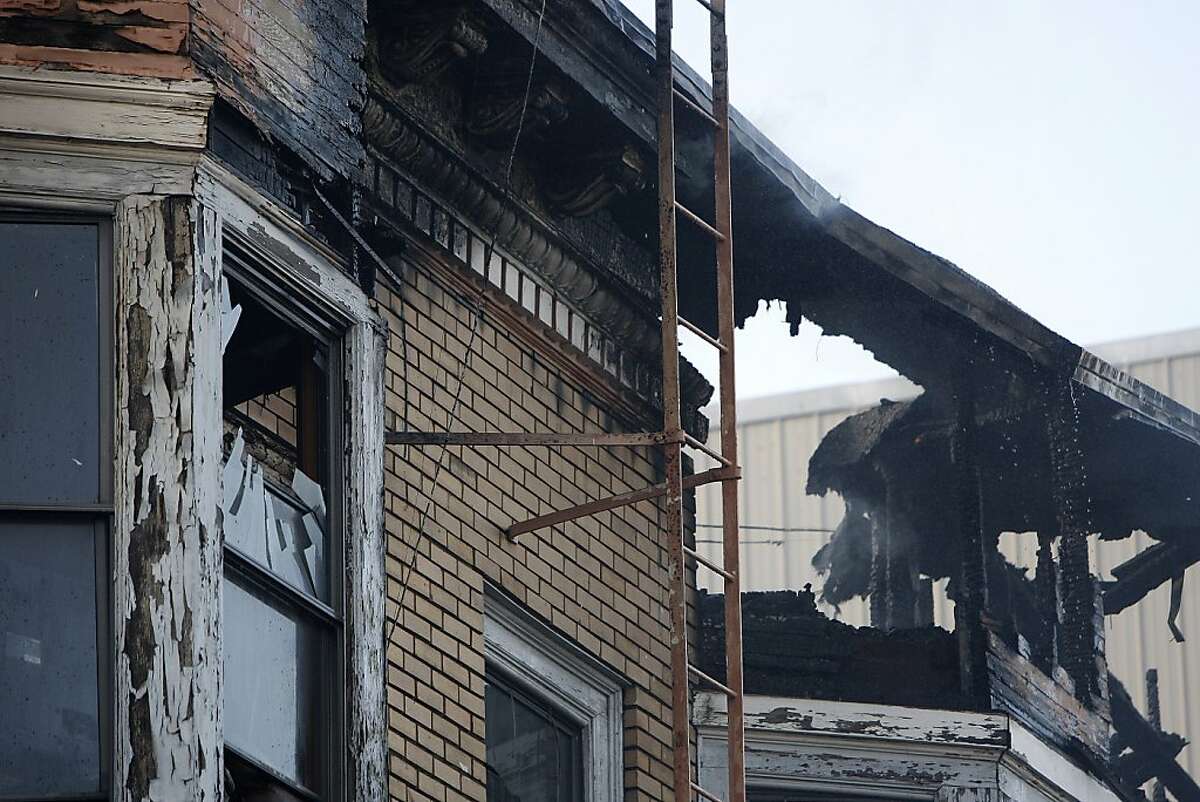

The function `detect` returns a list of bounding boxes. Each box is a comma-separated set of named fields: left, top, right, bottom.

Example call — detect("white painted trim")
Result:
left=0, top=137, right=203, bottom=205
left=0, top=66, right=214, bottom=207
left=201, top=167, right=388, bottom=801
left=345, top=315, right=388, bottom=802
left=694, top=692, right=1008, bottom=748
left=1001, top=720, right=1122, bottom=802
left=113, top=195, right=225, bottom=802
left=484, top=584, right=625, bottom=802
left=695, top=694, right=1123, bottom=802
left=194, top=158, right=361, bottom=318
left=0, top=65, right=212, bottom=150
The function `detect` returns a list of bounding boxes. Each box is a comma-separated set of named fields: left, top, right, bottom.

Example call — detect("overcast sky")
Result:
left=621, top=0, right=1200, bottom=399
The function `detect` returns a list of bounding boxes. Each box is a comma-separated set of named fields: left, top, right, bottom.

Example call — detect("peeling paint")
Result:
left=114, top=195, right=222, bottom=802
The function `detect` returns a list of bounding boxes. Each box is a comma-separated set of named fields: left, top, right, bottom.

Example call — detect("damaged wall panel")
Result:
left=190, top=0, right=366, bottom=181
left=113, top=195, right=223, bottom=802
left=0, top=0, right=193, bottom=78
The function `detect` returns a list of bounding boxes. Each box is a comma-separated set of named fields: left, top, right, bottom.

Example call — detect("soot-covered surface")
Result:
left=697, top=589, right=965, bottom=711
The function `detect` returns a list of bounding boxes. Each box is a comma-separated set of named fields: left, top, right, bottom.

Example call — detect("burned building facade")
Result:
left=0, top=1, right=1195, bottom=802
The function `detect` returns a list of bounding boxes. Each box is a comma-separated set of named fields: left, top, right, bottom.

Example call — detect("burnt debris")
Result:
left=697, top=589, right=963, bottom=710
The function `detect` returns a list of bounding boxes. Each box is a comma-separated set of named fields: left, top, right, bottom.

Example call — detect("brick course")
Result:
left=376, top=249, right=682, bottom=802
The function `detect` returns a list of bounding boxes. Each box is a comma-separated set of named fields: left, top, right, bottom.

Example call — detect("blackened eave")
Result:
left=481, top=0, right=1200, bottom=452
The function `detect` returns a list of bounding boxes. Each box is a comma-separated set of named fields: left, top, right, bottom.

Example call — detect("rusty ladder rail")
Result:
left=384, top=0, right=746, bottom=798
left=656, top=0, right=745, bottom=800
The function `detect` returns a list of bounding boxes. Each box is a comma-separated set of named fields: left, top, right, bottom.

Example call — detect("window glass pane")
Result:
left=0, top=519, right=101, bottom=796
left=223, top=572, right=324, bottom=791
left=222, top=441, right=330, bottom=603
left=0, top=222, right=101, bottom=504
left=223, top=278, right=332, bottom=604
left=485, top=673, right=582, bottom=802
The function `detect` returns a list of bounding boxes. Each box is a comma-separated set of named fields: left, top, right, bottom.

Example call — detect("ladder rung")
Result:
left=672, top=87, right=719, bottom=127
left=385, top=431, right=676, bottom=447
left=679, top=316, right=727, bottom=352
left=688, top=664, right=737, bottom=697
left=684, top=545, right=733, bottom=581
left=684, top=433, right=732, bottom=467
left=691, top=782, right=724, bottom=802
left=675, top=201, right=726, bottom=242
left=688, top=0, right=725, bottom=18
left=507, top=466, right=734, bottom=539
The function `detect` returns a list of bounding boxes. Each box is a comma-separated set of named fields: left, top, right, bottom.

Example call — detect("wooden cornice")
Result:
left=362, top=91, right=654, bottom=352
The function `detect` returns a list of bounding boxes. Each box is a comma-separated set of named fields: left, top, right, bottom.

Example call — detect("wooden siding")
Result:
left=190, top=0, right=366, bottom=180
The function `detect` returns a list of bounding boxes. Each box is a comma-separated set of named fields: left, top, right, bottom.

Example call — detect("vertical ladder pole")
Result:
left=654, top=3, right=692, bottom=802
left=709, top=2, right=747, bottom=801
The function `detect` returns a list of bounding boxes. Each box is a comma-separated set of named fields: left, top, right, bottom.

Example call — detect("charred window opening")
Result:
left=220, top=260, right=343, bottom=802
left=0, top=214, right=111, bottom=801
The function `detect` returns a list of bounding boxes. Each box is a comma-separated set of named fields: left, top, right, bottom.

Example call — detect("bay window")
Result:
left=0, top=215, right=111, bottom=800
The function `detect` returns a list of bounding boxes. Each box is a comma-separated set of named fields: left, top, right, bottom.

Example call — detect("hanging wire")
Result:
left=385, top=313, right=481, bottom=649
left=384, top=0, right=550, bottom=652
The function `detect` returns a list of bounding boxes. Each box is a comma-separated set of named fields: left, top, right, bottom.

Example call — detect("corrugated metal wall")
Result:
left=695, top=328, right=1200, bottom=777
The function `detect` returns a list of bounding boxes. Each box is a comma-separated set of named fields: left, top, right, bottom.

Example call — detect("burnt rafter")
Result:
left=1104, top=538, right=1197, bottom=642
left=543, top=144, right=648, bottom=218
left=466, top=57, right=571, bottom=144
left=1110, top=674, right=1200, bottom=802
left=375, top=1, right=488, bottom=85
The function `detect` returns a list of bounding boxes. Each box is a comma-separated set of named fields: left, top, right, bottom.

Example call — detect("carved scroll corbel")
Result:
left=467, top=58, right=571, bottom=144
left=377, top=2, right=488, bottom=85
left=544, top=145, right=647, bottom=217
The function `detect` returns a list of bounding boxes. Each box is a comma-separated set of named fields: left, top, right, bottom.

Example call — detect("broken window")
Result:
left=485, top=668, right=584, bottom=802
left=0, top=216, right=111, bottom=799
left=220, top=255, right=342, bottom=802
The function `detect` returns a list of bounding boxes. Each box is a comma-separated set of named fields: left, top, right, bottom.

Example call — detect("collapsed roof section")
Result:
left=474, top=1, right=1200, bottom=792
left=481, top=0, right=1195, bottom=418
left=482, top=0, right=1200, bottom=595
left=806, top=382, right=1200, bottom=615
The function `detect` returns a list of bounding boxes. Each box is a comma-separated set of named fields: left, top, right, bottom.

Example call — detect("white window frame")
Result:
left=484, top=584, right=625, bottom=802
left=196, top=158, right=389, bottom=802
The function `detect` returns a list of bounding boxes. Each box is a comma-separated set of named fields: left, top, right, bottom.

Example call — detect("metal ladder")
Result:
left=654, top=1, right=746, bottom=800
left=387, top=0, right=747, bottom=798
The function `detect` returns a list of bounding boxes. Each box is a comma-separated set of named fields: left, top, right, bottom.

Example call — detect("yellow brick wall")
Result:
left=376, top=255, right=684, bottom=802
left=235, top=387, right=298, bottom=447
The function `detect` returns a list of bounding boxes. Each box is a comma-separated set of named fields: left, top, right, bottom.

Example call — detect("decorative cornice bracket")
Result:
left=544, top=143, right=647, bottom=218
left=376, top=1, right=489, bottom=85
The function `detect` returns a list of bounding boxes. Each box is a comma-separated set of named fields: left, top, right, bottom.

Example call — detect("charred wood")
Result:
left=697, top=589, right=964, bottom=710
left=1110, top=674, right=1200, bottom=802
left=953, top=371, right=990, bottom=709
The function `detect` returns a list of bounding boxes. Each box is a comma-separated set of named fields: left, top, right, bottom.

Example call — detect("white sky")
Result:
left=621, top=0, right=1200, bottom=399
